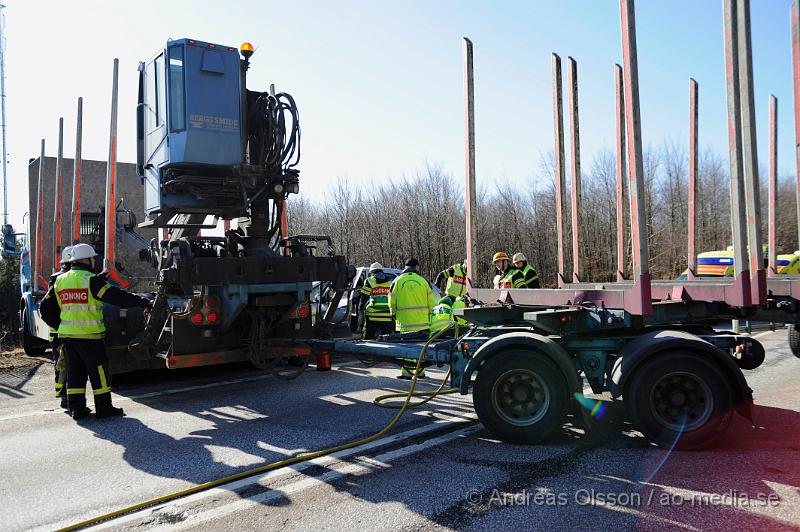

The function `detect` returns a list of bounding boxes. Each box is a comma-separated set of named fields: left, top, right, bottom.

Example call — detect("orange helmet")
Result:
left=492, top=252, right=510, bottom=263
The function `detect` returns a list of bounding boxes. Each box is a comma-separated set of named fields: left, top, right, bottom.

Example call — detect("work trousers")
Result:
left=52, top=339, right=67, bottom=399
left=363, top=317, right=395, bottom=340
left=63, top=338, right=113, bottom=413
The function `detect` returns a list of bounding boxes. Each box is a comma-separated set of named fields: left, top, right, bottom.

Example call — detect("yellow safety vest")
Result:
left=54, top=269, right=107, bottom=339
left=429, top=303, right=454, bottom=337
left=360, top=275, right=392, bottom=322
left=389, top=272, right=436, bottom=332
left=521, top=264, right=539, bottom=287
left=452, top=298, right=468, bottom=326
left=499, top=268, right=526, bottom=289
left=444, top=264, right=467, bottom=299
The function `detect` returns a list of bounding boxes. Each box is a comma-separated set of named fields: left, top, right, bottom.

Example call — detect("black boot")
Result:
left=94, top=393, right=124, bottom=418
left=60, top=396, right=68, bottom=409
left=68, top=396, right=90, bottom=419
left=95, top=406, right=124, bottom=418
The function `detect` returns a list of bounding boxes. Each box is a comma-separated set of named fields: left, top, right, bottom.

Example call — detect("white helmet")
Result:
left=512, top=252, right=527, bottom=263
left=68, top=243, right=98, bottom=262
left=369, top=262, right=383, bottom=272
left=60, top=245, right=74, bottom=264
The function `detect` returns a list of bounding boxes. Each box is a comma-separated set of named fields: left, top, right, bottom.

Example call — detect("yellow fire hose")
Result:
left=58, top=325, right=461, bottom=531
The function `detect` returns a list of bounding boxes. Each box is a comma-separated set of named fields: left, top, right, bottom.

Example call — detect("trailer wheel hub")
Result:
left=491, top=369, right=551, bottom=427
left=650, top=371, right=713, bottom=432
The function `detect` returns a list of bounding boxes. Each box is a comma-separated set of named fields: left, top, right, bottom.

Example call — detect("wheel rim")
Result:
left=649, top=371, right=714, bottom=432
left=490, top=368, right=551, bottom=427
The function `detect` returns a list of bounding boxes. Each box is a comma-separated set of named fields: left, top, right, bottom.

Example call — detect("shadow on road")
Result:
left=84, top=361, right=475, bottom=519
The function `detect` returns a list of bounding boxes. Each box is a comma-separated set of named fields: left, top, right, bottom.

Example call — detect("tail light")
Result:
left=188, top=295, right=222, bottom=326
left=289, top=304, right=310, bottom=319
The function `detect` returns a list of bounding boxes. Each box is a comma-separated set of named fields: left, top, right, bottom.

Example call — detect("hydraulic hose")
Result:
left=58, top=324, right=459, bottom=531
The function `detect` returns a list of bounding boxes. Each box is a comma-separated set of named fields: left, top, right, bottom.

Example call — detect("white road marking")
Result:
left=154, top=425, right=483, bottom=531
left=83, top=413, right=478, bottom=531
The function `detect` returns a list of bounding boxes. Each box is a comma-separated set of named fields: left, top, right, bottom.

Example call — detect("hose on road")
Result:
left=58, top=324, right=460, bottom=531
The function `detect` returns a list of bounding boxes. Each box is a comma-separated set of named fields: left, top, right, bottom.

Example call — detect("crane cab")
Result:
left=137, top=39, right=245, bottom=221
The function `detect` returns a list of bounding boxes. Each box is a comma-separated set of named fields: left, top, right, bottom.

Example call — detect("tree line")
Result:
left=287, top=141, right=799, bottom=288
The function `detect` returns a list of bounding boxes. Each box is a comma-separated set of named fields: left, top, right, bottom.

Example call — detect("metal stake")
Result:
left=619, top=0, right=652, bottom=314
left=104, top=58, right=118, bottom=272
left=464, top=38, right=477, bottom=290
left=769, top=94, right=778, bottom=275
left=615, top=64, right=627, bottom=281
left=688, top=79, right=699, bottom=278
left=792, top=0, right=800, bottom=250
left=53, top=117, right=63, bottom=272
left=723, top=0, right=751, bottom=307
left=552, top=53, right=567, bottom=287
left=568, top=56, right=582, bottom=282
left=34, top=139, right=45, bottom=292
left=72, top=97, right=82, bottom=244
left=737, top=0, right=765, bottom=305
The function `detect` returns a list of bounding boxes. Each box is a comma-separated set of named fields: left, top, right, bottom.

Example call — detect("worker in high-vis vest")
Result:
left=429, top=296, right=455, bottom=338
left=452, top=295, right=469, bottom=328
left=54, top=243, right=151, bottom=420
left=434, top=261, right=468, bottom=299
left=40, top=245, right=74, bottom=408
left=359, top=262, right=394, bottom=339
left=512, top=252, right=541, bottom=288
left=389, top=258, right=438, bottom=379
left=492, top=252, right=526, bottom=289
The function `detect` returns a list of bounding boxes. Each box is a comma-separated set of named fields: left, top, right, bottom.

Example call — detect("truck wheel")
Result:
left=22, top=312, right=46, bottom=356
left=473, top=349, right=568, bottom=444
left=788, top=325, right=800, bottom=358
left=626, top=352, right=734, bottom=450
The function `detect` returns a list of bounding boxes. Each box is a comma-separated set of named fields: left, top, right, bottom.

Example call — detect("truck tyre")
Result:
left=626, top=351, right=734, bottom=450
left=789, top=325, right=800, bottom=358
left=473, top=349, right=568, bottom=444
left=22, top=311, right=46, bottom=356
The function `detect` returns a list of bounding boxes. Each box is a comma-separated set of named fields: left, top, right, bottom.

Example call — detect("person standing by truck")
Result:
left=492, top=252, right=526, bottom=289
left=389, top=258, right=438, bottom=379
left=39, top=245, right=74, bottom=408
left=434, top=261, right=468, bottom=299
left=359, top=262, right=394, bottom=339
left=53, top=243, right=151, bottom=419
left=512, top=252, right=541, bottom=288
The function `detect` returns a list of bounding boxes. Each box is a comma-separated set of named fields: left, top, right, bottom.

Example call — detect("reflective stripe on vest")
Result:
left=522, top=264, right=539, bottom=286
left=391, top=273, right=432, bottom=332
left=363, top=275, right=392, bottom=318
left=429, top=303, right=454, bottom=336
left=55, top=269, right=105, bottom=338
left=499, top=268, right=525, bottom=289
left=445, top=264, right=467, bottom=298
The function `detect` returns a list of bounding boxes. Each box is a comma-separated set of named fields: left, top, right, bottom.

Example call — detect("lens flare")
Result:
left=573, top=393, right=608, bottom=419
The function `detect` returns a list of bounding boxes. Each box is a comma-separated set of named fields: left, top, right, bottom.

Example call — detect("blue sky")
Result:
left=3, top=0, right=796, bottom=229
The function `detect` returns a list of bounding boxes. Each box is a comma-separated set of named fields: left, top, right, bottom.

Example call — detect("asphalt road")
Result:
left=1, top=329, right=799, bottom=531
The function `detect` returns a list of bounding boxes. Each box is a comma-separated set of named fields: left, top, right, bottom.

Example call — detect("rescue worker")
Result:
left=512, top=252, right=541, bottom=288
left=452, top=295, right=469, bottom=329
left=429, top=296, right=455, bottom=338
left=492, top=252, right=526, bottom=289
left=359, top=262, right=394, bottom=339
left=389, top=258, right=438, bottom=379
left=54, top=243, right=151, bottom=419
left=39, top=245, right=74, bottom=408
left=434, top=261, right=468, bottom=299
